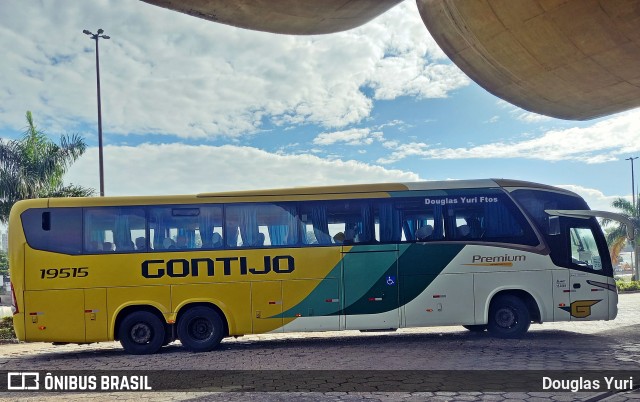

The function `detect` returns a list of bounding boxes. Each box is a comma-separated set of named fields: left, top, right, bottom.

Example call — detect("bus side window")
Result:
left=225, top=204, right=298, bottom=248
left=299, top=200, right=375, bottom=246
left=21, top=208, right=82, bottom=254
left=443, top=191, right=535, bottom=245
left=225, top=205, right=257, bottom=247
left=262, top=204, right=299, bottom=247
left=446, top=207, right=484, bottom=241
left=375, top=201, right=403, bottom=243
left=84, top=207, right=145, bottom=253
left=149, top=205, right=223, bottom=250
left=197, top=206, right=223, bottom=249
left=385, top=197, right=439, bottom=242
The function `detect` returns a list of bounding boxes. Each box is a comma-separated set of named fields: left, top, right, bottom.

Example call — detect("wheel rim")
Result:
left=188, top=317, right=213, bottom=341
left=495, top=307, right=517, bottom=329
left=130, top=322, right=152, bottom=344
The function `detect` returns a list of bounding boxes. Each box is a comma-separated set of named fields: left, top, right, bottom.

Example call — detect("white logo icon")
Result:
left=7, top=372, right=40, bottom=390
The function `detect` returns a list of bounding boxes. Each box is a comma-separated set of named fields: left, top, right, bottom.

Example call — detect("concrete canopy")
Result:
left=417, top=0, right=640, bottom=120
left=140, top=0, right=404, bottom=35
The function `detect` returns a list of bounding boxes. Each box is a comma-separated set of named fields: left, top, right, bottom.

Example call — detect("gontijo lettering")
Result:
left=142, top=255, right=295, bottom=278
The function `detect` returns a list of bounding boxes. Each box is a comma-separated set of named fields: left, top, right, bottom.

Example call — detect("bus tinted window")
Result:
left=511, top=189, right=609, bottom=270
left=510, top=189, right=589, bottom=234
left=226, top=204, right=299, bottom=248
left=384, top=198, right=442, bottom=242
left=299, top=200, right=374, bottom=245
left=442, top=192, right=536, bottom=244
left=22, top=208, right=82, bottom=254
left=149, top=205, right=223, bottom=250
left=20, top=189, right=539, bottom=255
left=84, top=207, right=146, bottom=253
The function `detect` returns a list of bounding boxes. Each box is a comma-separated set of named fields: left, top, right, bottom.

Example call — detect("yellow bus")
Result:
left=8, top=179, right=625, bottom=354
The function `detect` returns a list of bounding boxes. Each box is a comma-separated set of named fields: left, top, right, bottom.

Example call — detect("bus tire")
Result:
left=487, top=295, right=531, bottom=339
left=177, top=306, right=224, bottom=352
left=463, top=325, right=487, bottom=332
left=118, top=311, right=165, bottom=355
left=163, top=325, right=175, bottom=346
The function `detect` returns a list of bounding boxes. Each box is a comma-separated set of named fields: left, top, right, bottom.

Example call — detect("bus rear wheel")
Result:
left=487, top=295, right=530, bottom=339
left=177, top=306, right=224, bottom=352
left=118, top=311, right=165, bottom=355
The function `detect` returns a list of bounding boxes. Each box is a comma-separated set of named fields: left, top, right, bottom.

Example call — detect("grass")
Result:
left=0, top=316, right=16, bottom=342
left=616, top=280, right=640, bottom=292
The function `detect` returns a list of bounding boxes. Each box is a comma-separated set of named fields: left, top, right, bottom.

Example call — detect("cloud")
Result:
left=516, top=112, right=553, bottom=123
left=0, top=0, right=469, bottom=140
left=367, top=59, right=469, bottom=100
left=64, top=147, right=626, bottom=217
left=496, top=100, right=553, bottom=123
left=378, top=109, right=640, bottom=164
left=65, top=143, right=420, bottom=196
left=313, top=128, right=384, bottom=146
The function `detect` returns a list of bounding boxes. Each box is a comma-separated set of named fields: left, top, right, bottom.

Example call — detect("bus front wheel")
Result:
left=487, top=295, right=531, bottom=339
left=118, top=311, right=165, bottom=355
left=177, top=306, right=224, bottom=352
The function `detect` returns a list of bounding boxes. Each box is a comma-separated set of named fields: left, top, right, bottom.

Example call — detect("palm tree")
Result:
left=602, top=197, right=639, bottom=279
left=0, top=111, right=95, bottom=224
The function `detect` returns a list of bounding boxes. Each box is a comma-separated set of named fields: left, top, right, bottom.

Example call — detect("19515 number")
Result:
left=40, top=267, right=89, bottom=279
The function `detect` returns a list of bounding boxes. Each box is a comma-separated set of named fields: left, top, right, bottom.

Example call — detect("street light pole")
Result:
left=625, top=156, right=639, bottom=280
left=83, top=29, right=110, bottom=197
left=626, top=157, right=638, bottom=210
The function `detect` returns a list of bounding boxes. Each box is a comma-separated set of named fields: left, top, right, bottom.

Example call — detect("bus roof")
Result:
left=197, top=178, right=579, bottom=198
left=12, top=178, right=581, bottom=210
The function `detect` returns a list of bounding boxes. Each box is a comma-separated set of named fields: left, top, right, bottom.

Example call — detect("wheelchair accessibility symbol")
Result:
left=386, top=276, right=396, bottom=286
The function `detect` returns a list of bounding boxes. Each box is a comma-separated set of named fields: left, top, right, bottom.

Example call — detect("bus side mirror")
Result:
left=548, top=216, right=560, bottom=236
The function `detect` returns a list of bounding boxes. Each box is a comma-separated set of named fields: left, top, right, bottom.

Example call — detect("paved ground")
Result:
left=1, top=293, right=639, bottom=401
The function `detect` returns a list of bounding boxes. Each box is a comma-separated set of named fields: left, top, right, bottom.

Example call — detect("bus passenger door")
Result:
left=568, top=226, right=609, bottom=321
left=251, top=281, right=283, bottom=334
left=342, top=244, right=400, bottom=330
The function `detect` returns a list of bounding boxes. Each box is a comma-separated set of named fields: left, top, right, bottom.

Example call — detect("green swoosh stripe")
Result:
left=275, top=243, right=464, bottom=318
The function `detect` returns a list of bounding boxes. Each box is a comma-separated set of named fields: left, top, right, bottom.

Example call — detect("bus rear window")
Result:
left=21, top=208, right=83, bottom=254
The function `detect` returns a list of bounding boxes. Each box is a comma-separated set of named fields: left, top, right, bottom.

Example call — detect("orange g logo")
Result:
left=560, top=300, right=601, bottom=318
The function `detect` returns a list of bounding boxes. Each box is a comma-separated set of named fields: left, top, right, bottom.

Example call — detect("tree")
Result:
left=602, top=196, right=640, bottom=279
left=0, top=251, right=7, bottom=278
left=0, top=111, right=95, bottom=223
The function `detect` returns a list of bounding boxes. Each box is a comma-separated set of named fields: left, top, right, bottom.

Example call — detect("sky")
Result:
left=1, top=0, right=639, bottom=214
